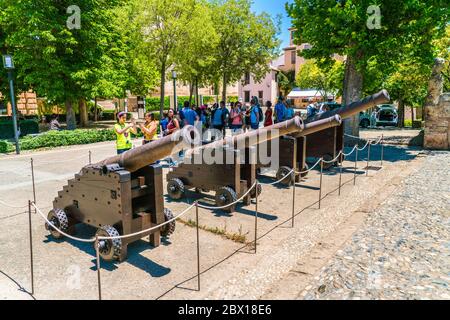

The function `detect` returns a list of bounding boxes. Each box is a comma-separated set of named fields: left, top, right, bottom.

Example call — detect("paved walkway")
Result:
left=299, top=151, right=450, bottom=300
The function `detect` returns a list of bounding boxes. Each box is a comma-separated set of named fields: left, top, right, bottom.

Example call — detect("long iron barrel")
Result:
left=291, top=114, right=342, bottom=138
left=187, top=116, right=305, bottom=157
left=94, top=125, right=199, bottom=173
left=306, top=89, right=390, bottom=123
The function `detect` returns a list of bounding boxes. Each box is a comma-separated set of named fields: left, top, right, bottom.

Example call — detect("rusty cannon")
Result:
left=257, top=90, right=391, bottom=185
left=45, top=126, right=199, bottom=262
left=166, top=116, right=305, bottom=212
left=298, top=89, right=390, bottom=170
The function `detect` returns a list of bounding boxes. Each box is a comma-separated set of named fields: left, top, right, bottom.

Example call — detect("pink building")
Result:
left=238, top=56, right=283, bottom=105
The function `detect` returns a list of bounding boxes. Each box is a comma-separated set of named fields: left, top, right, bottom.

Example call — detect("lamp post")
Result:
left=172, top=70, right=177, bottom=113
left=3, top=55, right=20, bottom=154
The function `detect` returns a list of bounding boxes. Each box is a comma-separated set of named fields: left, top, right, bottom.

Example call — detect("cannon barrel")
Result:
left=307, top=89, right=390, bottom=123
left=94, top=125, right=199, bottom=173
left=291, top=114, right=342, bottom=138
left=187, top=116, right=304, bottom=157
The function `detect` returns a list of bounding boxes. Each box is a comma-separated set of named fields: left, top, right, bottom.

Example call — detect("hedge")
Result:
left=0, top=129, right=116, bottom=153
left=0, top=119, right=40, bottom=139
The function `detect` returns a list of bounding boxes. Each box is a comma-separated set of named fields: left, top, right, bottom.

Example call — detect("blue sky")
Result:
left=251, top=0, right=293, bottom=49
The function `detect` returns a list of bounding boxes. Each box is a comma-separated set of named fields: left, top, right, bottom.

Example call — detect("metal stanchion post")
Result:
left=338, top=152, right=343, bottom=196
left=254, top=182, right=259, bottom=254
left=291, top=172, right=296, bottom=228
left=95, top=235, right=102, bottom=300
left=381, top=134, right=384, bottom=167
left=195, top=202, right=200, bottom=291
left=354, top=146, right=358, bottom=186
left=89, top=150, right=92, bottom=165
left=30, top=158, right=36, bottom=208
left=319, top=159, right=323, bottom=209
left=28, top=200, right=34, bottom=295
left=366, top=142, right=371, bottom=177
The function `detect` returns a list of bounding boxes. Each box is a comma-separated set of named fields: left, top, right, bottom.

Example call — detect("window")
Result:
left=244, top=72, right=251, bottom=85
left=258, top=91, right=264, bottom=101
left=244, top=91, right=251, bottom=103
left=291, top=51, right=297, bottom=65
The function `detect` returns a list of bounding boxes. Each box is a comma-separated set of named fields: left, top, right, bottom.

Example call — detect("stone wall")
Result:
left=3, top=91, right=38, bottom=116
left=424, top=58, right=450, bottom=150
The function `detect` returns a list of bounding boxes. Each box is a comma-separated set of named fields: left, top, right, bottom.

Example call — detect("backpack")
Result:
left=258, top=105, right=263, bottom=122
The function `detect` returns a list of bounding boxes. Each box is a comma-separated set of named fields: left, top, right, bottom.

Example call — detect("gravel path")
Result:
left=300, top=151, right=450, bottom=300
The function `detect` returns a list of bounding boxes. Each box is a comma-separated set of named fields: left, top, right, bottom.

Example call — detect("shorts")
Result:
left=117, top=148, right=131, bottom=155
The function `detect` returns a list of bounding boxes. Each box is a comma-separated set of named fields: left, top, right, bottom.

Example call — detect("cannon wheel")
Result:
left=322, top=153, right=337, bottom=170
left=161, top=208, right=176, bottom=237
left=276, top=166, right=294, bottom=186
left=95, top=225, right=122, bottom=262
left=250, top=183, right=262, bottom=199
left=215, top=187, right=238, bottom=212
left=45, top=208, right=69, bottom=239
left=167, top=178, right=185, bottom=200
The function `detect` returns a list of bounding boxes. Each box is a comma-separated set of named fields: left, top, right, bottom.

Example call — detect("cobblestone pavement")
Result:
left=300, top=151, right=450, bottom=300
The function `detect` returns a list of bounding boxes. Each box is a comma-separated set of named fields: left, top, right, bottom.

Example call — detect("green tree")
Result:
left=287, top=0, right=449, bottom=136
left=135, top=0, right=198, bottom=117
left=173, top=1, right=219, bottom=106
left=210, top=0, right=281, bottom=101
left=296, top=59, right=344, bottom=101
left=277, top=69, right=297, bottom=98
left=1, top=0, right=127, bottom=129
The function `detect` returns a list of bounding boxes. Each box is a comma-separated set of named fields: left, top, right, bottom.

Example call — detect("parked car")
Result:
left=359, top=104, right=398, bottom=128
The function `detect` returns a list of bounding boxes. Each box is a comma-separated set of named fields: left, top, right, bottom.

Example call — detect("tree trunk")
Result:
left=65, top=99, right=76, bottom=130
left=160, top=61, right=166, bottom=117
left=397, top=99, right=405, bottom=128
left=189, top=81, right=194, bottom=105
left=195, top=77, right=199, bottom=107
left=222, top=73, right=227, bottom=103
left=79, top=98, right=88, bottom=127
left=342, top=54, right=364, bottom=137
left=94, top=97, right=98, bottom=122
left=411, top=105, right=415, bottom=122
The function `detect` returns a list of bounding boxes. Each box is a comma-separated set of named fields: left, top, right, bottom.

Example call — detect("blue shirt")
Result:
left=250, top=105, right=260, bottom=125
left=286, top=108, right=295, bottom=119
left=274, top=102, right=286, bottom=122
left=160, top=118, right=168, bottom=131
left=212, top=108, right=224, bottom=126
left=183, top=108, right=197, bottom=126
left=307, top=104, right=317, bottom=118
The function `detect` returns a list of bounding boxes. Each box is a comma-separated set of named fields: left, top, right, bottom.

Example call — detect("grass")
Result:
left=178, top=217, right=248, bottom=244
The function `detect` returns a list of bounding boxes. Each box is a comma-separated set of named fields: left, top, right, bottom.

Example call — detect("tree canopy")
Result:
left=287, top=0, right=449, bottom=135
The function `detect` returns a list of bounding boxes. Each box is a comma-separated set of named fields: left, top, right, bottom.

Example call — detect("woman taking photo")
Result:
left=164, top=108, right=180, bottom=136
left=114, top=112, right=137, bottom=154
left=139, top=112, right=158, bottom=145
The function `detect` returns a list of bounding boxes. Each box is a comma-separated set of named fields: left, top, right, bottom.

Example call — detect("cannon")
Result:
left=166, top=117, right=305, bottom=212
left=45, top=126, right=198, bottom=262
left=254, top=115, right=343, bottom=185
left=299, top=89, right=390, bottom=169
left=256, top=90, right=391, bottom=184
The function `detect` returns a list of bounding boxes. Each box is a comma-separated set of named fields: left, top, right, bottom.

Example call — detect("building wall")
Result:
left=1, top=91, right=38, bottom=116
left=238, top=69, right=279, bottom=105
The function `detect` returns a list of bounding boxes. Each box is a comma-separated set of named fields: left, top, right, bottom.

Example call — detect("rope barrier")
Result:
left=32, top=201, right=197, bottom=242
left=295, top=157, right=323, bottom=175
left=197, top=181, right=258, bottom=210
left=356, top=140, right=371, bottom=151
left=0, top=199, right=29, bottom=209
left=343, top=145, right=358, bottom=157
left=322, top=151, right=343, bottom=164
left=33, top=203, right=96, bottom=243
left=97, top=203, right=196, bottom=241
left=259, top=168, right=295, bottom=186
